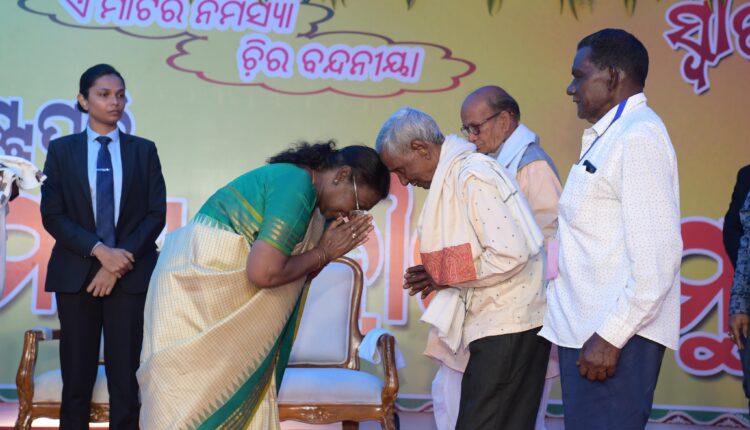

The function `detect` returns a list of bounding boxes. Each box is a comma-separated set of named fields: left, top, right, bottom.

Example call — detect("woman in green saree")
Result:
left=137, top=141, right=390, bottom=430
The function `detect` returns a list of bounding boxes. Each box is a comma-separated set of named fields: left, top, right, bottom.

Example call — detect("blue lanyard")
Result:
left=577, top=97, right=629, bottom=165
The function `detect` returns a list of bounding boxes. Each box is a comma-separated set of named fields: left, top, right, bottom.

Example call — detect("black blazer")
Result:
left=723, top=164, right=750, bottom=269
left=41, top=131, right=166, bottom=293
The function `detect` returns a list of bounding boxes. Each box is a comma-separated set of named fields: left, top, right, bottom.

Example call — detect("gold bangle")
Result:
left=319, top=247, right=328, bottom=263
left=315, top=247, right=328, bottom=271
left=315, top=248, right=323, bottom=270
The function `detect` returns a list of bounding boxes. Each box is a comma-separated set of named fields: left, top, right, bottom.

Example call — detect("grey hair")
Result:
left=375, top=107, right=444, bottom=156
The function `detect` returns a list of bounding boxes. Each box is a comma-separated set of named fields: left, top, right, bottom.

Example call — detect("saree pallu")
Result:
left=138, top=212, right=323, bottom=430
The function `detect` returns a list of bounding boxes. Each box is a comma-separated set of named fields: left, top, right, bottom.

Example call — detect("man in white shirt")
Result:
left=425, top=86, right=563, bottom=430
left=539, top=29, right=682, bottom=430
left=376, top=107, right=550, bottom=430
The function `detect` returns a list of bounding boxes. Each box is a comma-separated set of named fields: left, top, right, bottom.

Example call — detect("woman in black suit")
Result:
left=40, top=64, right=166, bottom=430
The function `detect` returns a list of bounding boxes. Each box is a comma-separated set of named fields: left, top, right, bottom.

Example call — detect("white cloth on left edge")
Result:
left=358, top=328, right=406, bottom=369
left=0, top=155, right=46, bottom=204
left=0, top=155, right=45, bottom=293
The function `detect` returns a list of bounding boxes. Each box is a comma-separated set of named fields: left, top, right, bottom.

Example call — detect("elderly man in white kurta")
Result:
left=376, top=107, right=550, bottom=430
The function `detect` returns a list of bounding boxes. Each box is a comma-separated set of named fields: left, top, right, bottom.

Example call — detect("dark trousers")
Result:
left=56, top=272, right=146, bottom=430
left=558, top=335, right=666, bottom=430
left=455, top=328, right=550, bottom=430
left=740, top=333, right=750, bottom=413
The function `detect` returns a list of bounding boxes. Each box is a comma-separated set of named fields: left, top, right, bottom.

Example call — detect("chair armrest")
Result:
left=33, top=326, right=60, bottom=341
left=377, top=334, right=399, bottom=405
left=16, top=330, right=40, bottom=412
left=16, top=327, right=58, bottom=404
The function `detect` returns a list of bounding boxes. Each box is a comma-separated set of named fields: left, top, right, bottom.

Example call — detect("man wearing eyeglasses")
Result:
left=377, top=107, right=551, bottom=430
left=424, top=86, right=563, bottom=430
left=460, top=86, right=562, bottom=243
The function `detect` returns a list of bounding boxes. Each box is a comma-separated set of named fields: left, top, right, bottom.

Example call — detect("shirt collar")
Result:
left=589, top=92, right=647, bottom=137
left=87, top=125, right=120, bottom=145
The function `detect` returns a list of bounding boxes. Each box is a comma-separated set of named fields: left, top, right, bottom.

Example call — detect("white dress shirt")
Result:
left=87, top=126, right=123, bottom=225
left=539, top=93, right=682, bottom=350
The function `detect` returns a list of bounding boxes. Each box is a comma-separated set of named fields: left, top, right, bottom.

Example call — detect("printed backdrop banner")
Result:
left=1, top=0, right=749, bottom=426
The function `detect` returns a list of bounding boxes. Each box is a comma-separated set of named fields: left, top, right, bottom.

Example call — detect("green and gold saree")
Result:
left=138, top=164, right=322, bottom=430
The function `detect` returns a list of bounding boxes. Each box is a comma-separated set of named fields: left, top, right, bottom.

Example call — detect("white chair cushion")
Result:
left=288, top=261, right=354, bottom=365
left=278, top=368, right=383, bottom=405
left=34, top=365, right=109, bottom=403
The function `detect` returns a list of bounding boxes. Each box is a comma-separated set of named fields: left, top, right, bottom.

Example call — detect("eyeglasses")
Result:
left=460, top=111, right=503, bottom=137
left=350, top=175, right=368, bottom=217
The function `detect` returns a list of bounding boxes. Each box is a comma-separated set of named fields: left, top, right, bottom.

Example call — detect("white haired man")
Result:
left=376, top=107, right=550, bottom=429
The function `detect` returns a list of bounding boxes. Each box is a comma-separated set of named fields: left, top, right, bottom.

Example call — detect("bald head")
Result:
left=460, top=86, right=521, bottom=155
left=462, top=86, right=521, bottom=120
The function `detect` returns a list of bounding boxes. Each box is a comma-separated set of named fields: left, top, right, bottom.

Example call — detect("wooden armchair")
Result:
left=278, top=257, right=400, bottom=430
left=15, top=327, right=109, bottom=429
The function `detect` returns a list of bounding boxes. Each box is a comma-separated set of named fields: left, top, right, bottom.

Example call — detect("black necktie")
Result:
left=95, top=136, right=116, bottom=247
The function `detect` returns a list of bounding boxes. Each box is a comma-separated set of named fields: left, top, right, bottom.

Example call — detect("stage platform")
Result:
left=0, top=401, right=726, bottom=429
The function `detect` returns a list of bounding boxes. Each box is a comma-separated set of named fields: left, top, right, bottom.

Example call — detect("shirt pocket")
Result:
left=559, top=163, right=603, bottom=226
